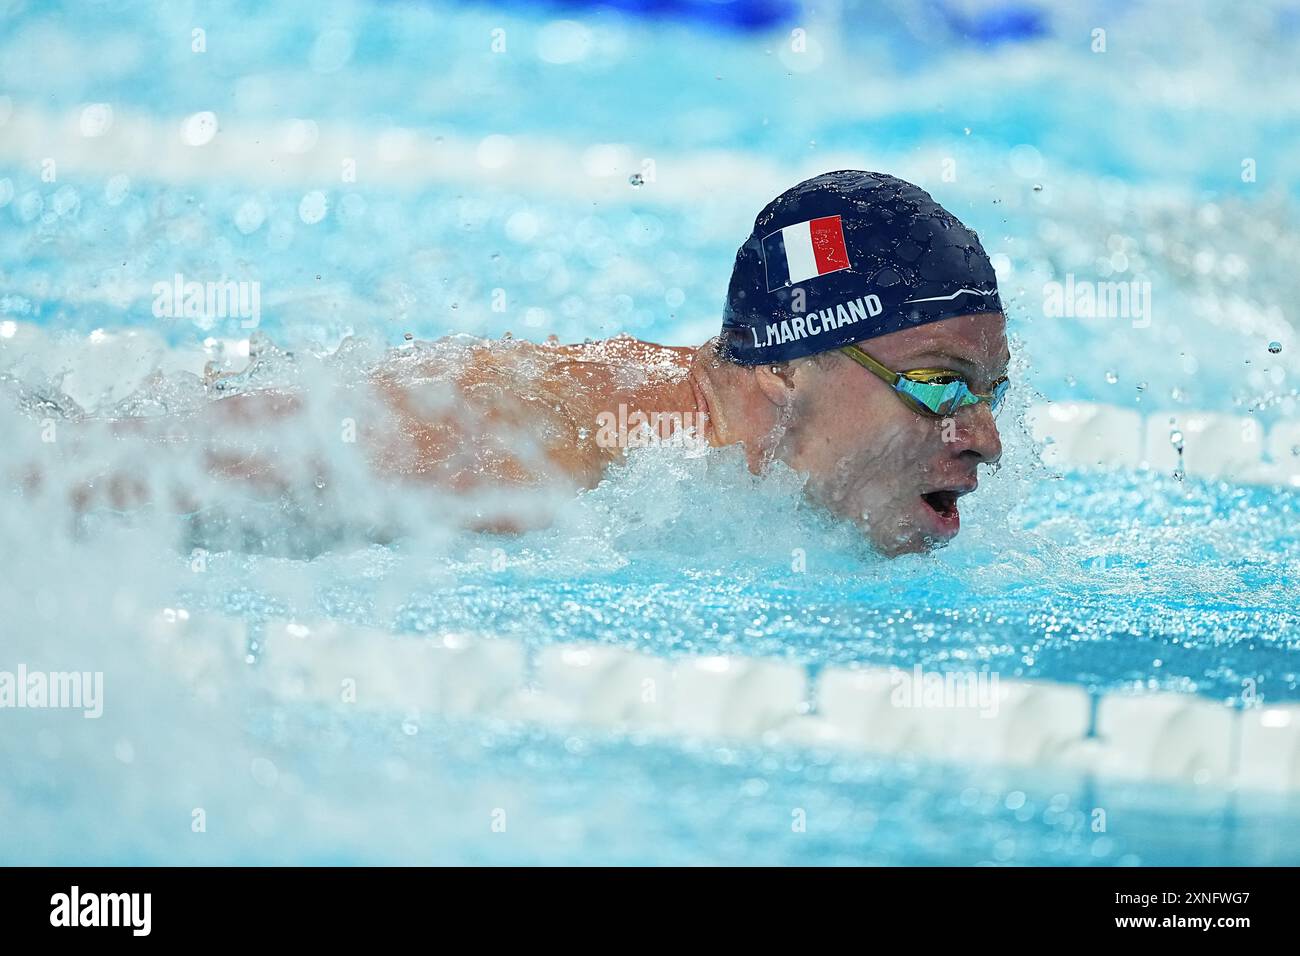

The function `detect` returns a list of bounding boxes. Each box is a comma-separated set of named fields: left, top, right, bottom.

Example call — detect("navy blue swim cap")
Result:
left=719, top=170, right=1003, bottom=365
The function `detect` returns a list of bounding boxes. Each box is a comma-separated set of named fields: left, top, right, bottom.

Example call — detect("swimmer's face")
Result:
left=771, top=312, right=1008, bottom=555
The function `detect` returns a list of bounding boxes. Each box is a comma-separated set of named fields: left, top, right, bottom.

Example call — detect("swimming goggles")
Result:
left=839, top=344, right=1009, bottom=418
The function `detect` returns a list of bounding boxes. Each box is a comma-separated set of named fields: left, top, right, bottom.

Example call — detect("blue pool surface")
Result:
left=1, top=0, right=1299, bottom=865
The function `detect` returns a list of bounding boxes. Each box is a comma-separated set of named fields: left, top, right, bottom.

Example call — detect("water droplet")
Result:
left=1032, top=184, right=1043, bottom=192
left=628, top=173, right=644, bottom=188
left=181, top=110, right=219, bottom=146
left=314, top=476, right=326, bottom=489
left=1064, top=375, right=1076, bottom=387
left=298, top=190, right=328, bottom=224
left=963, top=127, right=971, bottom=135
left=1269, top=340, right=1282, bottom=354
left=1135, top=381, right=1147, bottom=391
left=1169, top=430, right=1184, bottom=450
left=401, top=720, right=419, bottom=736
left=1105, top=370, right=1118, bottom=384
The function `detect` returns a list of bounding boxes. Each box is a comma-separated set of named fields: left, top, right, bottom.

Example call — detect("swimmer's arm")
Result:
left=14, top=390, right=335, bottom=515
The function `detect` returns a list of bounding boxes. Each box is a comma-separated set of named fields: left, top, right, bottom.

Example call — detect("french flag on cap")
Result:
left=761, top=215, right=851, bottom=292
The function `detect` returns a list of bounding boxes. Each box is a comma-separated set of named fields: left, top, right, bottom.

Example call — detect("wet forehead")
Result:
left=867, top=312, right=1009, bottom=374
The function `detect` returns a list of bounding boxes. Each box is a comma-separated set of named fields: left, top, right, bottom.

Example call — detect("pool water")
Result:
left=2, top=0, right=1299, bottom=865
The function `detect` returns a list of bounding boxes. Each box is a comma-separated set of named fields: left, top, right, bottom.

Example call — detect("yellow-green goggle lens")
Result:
left=895, top=376, right=1008, bottom=417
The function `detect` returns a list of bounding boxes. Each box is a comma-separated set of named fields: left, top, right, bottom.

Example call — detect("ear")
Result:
left=754, top=363, right=795, bottom=408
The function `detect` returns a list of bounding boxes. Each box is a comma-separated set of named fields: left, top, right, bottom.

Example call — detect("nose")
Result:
left=949, top=403, right=1003, bottom=464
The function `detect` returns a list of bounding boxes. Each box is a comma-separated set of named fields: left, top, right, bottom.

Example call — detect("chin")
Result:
left=822, top=489, right=961, bottom=557
left=865, top=507, right=960, bottom=557
left=870, top=530, right=942, bottom=557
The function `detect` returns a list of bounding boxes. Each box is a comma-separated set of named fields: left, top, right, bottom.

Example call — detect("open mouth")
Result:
left=920, top=490, right=960, bottom=519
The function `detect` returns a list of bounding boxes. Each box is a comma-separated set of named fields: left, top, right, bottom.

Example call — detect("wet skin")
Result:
left=742, top=312, right=1009, bottom=555
left=366, top=311, right=1008, bottom=551
left=63, top=313, right=1008, bottom=552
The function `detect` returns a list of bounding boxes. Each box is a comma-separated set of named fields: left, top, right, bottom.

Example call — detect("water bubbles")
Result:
left=16, top=189, right=43, bottom=223
left=1268, top=341, right=1282, bottom=354
left=279, top=118, right=320, bottom=154
left=51, top=186, right=80, bottom=219
left=1104, top=370, right=1118, bottom=384
left=114, top=739, right=135, bottom=765
left=250, top=757, right=279, bottom=788
left=476, top=134, right=515, bottom=169
left=1170, top=427, right=1186, bottom=480
left=538, top=19, right=593, bottom=64
left=234, top=198, right=265, bottom=234
left=1135, top=381, right=1147, bottom=392
left=1032, top=184, right=1044, bottom=192
left=376, top=127, right=417, bottom=162
left=104, top=174, right=130, bottom=206
left=1008, top=144, right=1044, bottom=178
left=181, top=111, right=219, bottom=146
left=310, top=28, right=355, bottom=73
left=505, top=209, right=540, bottom=243
left=628, top=172, right=645, bottom=187
left=79, top=103, right=113, bottom=138
left=298, top=190, right=329, bottom=225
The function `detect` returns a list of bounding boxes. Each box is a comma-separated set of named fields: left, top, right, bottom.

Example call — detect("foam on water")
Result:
left=4, top=0, right=1300, bottom=864
left=4, top=324, right=1300, bottom=865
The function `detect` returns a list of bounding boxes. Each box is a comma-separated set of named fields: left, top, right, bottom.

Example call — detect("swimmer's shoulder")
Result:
left=541, top=333, right=693, bottom=375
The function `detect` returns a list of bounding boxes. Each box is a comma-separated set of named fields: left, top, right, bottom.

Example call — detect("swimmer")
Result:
left=51, top=170, right=1009, bottom=556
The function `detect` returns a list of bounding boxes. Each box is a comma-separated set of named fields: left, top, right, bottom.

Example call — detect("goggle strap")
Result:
left=839, top=345, right=899, bottom=388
